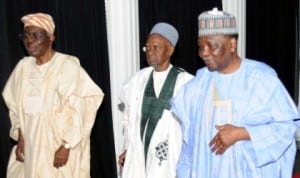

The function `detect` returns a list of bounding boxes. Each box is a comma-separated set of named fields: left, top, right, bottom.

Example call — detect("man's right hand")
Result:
left=16, top=130, right=24, bottom=162
left=118, top=150, right=127, bottom=167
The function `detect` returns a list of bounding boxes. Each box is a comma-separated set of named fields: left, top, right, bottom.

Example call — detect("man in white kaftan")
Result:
left=118, top=23, right=193, bottom=178
left=2, top=13, right=104, bottom=178
left=171, top=8, right=299, bottom=178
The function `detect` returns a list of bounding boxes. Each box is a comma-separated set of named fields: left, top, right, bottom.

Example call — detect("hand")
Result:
left=16, top=140, right=24, bottom=162
left=118, top=150, right=127, bottom=167
left=209, top=124, right=249, bottom=155
left=53, top=145, right=70, bottom=168
left=16, top=129, right=24, bottom=162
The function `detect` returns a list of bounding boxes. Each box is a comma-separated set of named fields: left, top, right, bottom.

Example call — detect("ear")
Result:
left=230, top=37, right=237, bottom=53
left=167, top=45, right=175, bottom=56
left=49, top=34, right=55, bottom=42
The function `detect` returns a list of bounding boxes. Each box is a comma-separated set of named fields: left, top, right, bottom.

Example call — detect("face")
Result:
left=144, top=34, right=174, bottom=71
left=20, top=26, right=54, bottom=59
left=198, top=35, right=237, bottom=73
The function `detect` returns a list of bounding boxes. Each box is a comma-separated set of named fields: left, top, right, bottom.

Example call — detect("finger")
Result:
left=54, top=159, right=58, bottom=168
left=119, top=155, right=125, bottom=166
left=209, top=134, right=218, bottom=146
left=16, top=156, right=22, bottom=161
left=216, top=144, right=227, bottom=155
left=54, top=158, right=62, bottom=168
left=118, top=159, right=123, bottom=167
left=16, top=152, right=24, bottom=162
left=20, top=153, right=24, bottom=161
left=210, top=140, right=220, bottom=152
left=211, top=133, right=223, bottom=146
left=210, top=145, right=218, bottom=153
left=54, top=162, right=63, bottom=168
left=119, top=161, right=124, bottom=167
left=216, top=148, right=225, bottom=155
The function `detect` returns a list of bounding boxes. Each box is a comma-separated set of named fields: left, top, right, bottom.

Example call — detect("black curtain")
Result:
left=3, top=0, right=298, bottom=178
left=246, top=0, right=299, bottom=102
left=0, top=1, right=12, bottom=177
left=138, top=0, right=222, bottom=74
left=0, top=1, right=117, bottom=178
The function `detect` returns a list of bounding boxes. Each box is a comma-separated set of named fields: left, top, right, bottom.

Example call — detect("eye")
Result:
left=208, top=42, right=218, bottom=50
left=143, top=43, right=161, bottom=52
left=18, top=33, right=28, bottom=41
left=18, top=31, right=48, bottom=41
left=153, top=44, right=160, bottom=51
left=198, top=46, right=203, bottom=52
left=33, top=32, right=44, bottom=40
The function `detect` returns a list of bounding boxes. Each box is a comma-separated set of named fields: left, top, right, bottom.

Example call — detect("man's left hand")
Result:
left=53, top=145, right=70, bottom=168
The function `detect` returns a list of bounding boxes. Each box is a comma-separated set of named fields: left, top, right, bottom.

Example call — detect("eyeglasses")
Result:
left=142, top=44, right=162, bottom=53
left=18, top=31, right=49, bottom=41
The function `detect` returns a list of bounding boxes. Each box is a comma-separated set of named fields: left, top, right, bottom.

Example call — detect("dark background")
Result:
left=0, top=0, right=298, bottom=177
left=0, top=1, right=116, bottom=178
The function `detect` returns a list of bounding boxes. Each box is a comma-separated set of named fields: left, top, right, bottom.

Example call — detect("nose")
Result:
left=22, top=34, right=37, bottom=43
left=199, top=45, right=210, bottom=58
left=26, top=35, right=36, bottom=43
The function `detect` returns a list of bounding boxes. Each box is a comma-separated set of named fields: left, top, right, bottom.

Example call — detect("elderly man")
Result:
left=2, top=13, right=104, bottom=178
left=118, top=22, right=193, bottom=178
left=171, top=8, right=299, bottom=178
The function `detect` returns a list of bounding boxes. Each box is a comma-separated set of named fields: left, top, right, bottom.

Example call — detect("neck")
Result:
left=36, top=49, right=55, bottom=65
left=154, top=63, right=170, bottom=72
left=219, top=56, right=241, bottom=74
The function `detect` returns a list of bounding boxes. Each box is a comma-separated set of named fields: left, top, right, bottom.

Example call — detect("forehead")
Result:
left=198, top=35, right=229, bottom=44
left=146, top=34, right=169, bottom=44
left=24, top=26, right=47, bottom=33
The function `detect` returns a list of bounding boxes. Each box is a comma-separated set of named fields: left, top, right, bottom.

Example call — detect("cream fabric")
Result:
left=21, top=13, right=55, bottom=34
left=119, top=66, right=193, bottom=178
left=3, top=52, right=104, bottom=178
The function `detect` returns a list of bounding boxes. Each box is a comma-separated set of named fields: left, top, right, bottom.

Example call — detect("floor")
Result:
left=294, top=134, right=300, bottom=174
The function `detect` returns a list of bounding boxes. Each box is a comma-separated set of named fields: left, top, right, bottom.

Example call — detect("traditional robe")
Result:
left=3, top=52, right=104, bottom=178
left=171, top=58, right=299, bottom=178
left=120, top=65, right=193, bottom=178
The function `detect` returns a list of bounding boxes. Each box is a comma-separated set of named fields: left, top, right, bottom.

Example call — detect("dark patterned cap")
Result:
left=198, top=7, right=238, bottom=37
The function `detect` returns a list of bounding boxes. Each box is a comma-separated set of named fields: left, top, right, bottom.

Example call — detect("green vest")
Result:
left=140, top=67, right=180, bottom=161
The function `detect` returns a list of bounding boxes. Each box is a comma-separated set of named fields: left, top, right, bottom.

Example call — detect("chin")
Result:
left=147, top=62, right=156, bottom=66
left=150, top=64, right=158, bottom=68
left=26, top=50, right=37, bottom=57
left=207, top=67, right=217, bottom=72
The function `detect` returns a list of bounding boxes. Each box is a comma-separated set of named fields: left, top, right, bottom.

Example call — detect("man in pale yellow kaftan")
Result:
left=2, top=13, right=104, bottom=178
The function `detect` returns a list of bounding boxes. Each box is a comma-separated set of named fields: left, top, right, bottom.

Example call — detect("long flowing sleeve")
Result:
left=55, top=56, right=104, bottom=148
left=2, top=60, right=25, bottom=141
left=242, top=79, right=298, bottom=167
left=171, top=83, right=192, bottom=178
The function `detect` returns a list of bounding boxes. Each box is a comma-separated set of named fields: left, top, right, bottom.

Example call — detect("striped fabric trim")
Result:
left=198, top=8, right=238, bottom=37
left=21, top=13, right=55, bottom=34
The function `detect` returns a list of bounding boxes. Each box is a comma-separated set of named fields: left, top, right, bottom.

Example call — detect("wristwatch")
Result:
left=63, top=142, right=71, bottom=149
